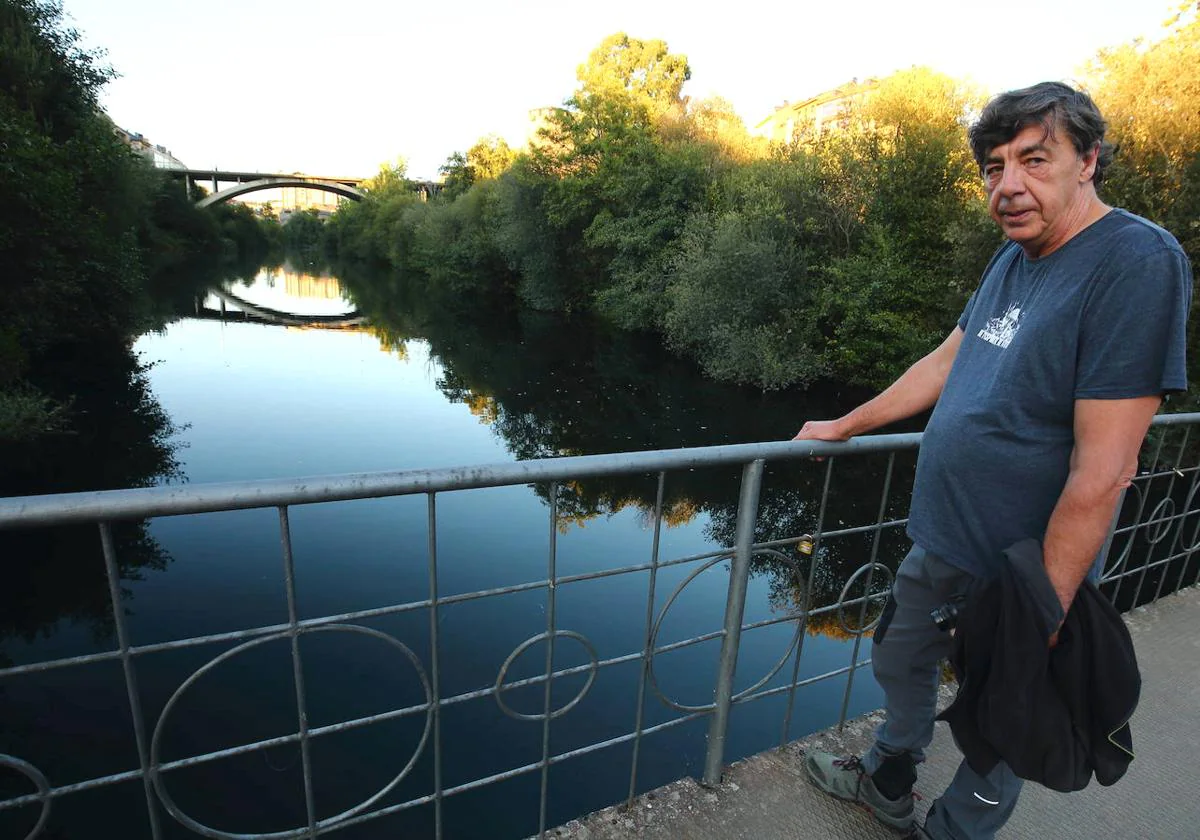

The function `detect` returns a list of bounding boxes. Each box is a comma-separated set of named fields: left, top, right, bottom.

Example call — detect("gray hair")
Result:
left=969, top=82, right=1115, bottom=187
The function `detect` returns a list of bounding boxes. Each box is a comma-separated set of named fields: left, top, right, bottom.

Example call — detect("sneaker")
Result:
left=804, top=751, right=915, bottom=831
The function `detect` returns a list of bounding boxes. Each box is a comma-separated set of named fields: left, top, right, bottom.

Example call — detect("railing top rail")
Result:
left=3, top=411, right=1197, bottom=530
left=0, top=434, right=922, bottom=530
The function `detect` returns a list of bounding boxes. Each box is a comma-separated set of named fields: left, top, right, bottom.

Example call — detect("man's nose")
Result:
left=996, top=163, right=1025, bottom=196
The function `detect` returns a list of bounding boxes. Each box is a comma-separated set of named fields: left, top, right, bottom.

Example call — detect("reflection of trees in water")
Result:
left=706, top=457, right=917, bottom=614
left=0, top=285, right=201, bottom=650
left=340, top=264, right=922, bottom=633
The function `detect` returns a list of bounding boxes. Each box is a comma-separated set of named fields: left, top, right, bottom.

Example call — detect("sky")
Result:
left=62, top=0, right=1182, bottom=181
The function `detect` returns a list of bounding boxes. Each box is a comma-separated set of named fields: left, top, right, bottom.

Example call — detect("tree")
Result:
left=811, top=67, right=993, bottom=387
left=439, top=151, right=473, bottom=199
left=680, top=95, right=765, bottom=163
left=0, top=0, right=143, bottom=387
left=467, top=135, right=516, bottom=180
left=1085, top=2, right=1200, bottom=405
left=574, top=32, right=691, bottom=120
left=1086, top=2, right=1200, bottom=259
left=363, top=157, right=410, bottom=194
left=439, top=136, right=516, bottom=200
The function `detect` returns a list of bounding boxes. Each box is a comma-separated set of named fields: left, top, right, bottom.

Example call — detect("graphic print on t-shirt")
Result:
left=978, top=303, right=1022, bottom=349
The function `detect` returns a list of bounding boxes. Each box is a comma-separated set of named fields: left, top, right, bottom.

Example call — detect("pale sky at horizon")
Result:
left=62, top=0, right=1182, bottom=180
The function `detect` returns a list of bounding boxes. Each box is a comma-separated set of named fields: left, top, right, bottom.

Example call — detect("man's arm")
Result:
left=794, top=327, right=965, bottom=441
left=1043, top=396, right=1162, bottom=616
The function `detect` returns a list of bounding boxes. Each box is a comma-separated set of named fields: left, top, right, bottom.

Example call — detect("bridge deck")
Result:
left=553, top=584, right=1200, bottom=839
left=169, top=168, right=366, bottom=184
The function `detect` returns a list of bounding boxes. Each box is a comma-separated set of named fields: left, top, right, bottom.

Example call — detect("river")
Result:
left=1, top=263, right=924, bottom=839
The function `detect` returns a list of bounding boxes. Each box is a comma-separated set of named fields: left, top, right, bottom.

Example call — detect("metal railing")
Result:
left=2, top=416, right=1200, bottom=840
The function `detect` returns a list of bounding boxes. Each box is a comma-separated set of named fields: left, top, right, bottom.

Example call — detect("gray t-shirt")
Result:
left=907, top=209, right=1193, bottom=576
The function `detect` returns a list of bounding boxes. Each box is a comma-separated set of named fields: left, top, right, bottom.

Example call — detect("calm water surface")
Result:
left=1, top=266, right=919, bottom=839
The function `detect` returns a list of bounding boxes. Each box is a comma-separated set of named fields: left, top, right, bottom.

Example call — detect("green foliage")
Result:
left=807, top=69, right=995, bottom=386
left=1084, top=5, right=1200, bottom=409
left=208, top=201, right=274, bottom=262
left=490, top=157, right=586, bottom=311
left=586, top=135, right=712, bottom=327
left=440, top=136, right=517, bottom=200
left=407, top=179, right=516, bottom=303
left=0, top=0, right=264, bottom=441
left=136, top=171, right=223, bottom=270
left=660, top=153, right=832, bottom=388
left=0, top=383, right=67, bottom=441
left=363, top=157, right=411, bottom=194
left=573, top=32, right=691, bottom=122
left=327, top=31, right=1196, bottom=395
left=1088, top=4, right=1199, bottom=261
left=438, top=151, right=473, bottom=199
left=281, top=208, right=326, bottom=254
left=0, top=0, right=112, bottom=140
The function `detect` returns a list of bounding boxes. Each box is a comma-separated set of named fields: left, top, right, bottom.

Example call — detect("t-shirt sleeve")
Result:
left=1075, top=246, right=1193, bottom=399
left=957, top=289, right=978, bottom=331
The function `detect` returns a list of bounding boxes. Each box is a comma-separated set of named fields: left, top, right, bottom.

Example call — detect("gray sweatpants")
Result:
left=861, top=545, right=1023, bottom=840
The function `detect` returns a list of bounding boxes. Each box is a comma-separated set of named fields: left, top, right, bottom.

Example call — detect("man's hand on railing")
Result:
left=792, top=419, right=852, bottom=442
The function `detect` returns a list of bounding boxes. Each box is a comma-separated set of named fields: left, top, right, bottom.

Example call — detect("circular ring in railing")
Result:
left=646, top=548, right=807, bottom=714
left=1146, top=497, right=1177, bottom=545
left=1180, top=480, right=1200, bottom=553
left=0, top=754, right=51, bottom=840
left=728, top=549, right=807, bottom=703
left=493, top=630, right=599, bottom=721
left=150, top=624, right=432, bottom=840
left=836, top=562, right=895, bottom=636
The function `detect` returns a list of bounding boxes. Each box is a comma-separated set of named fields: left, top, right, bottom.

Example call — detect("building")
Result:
left=112, top=124, right=187, bottom=169
left=278, top=183, right=342, bottom=216
left=754, top=78, right=880, bottom=144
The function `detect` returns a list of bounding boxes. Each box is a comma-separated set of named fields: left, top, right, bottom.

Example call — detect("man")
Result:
left=795, top=82, right=1192, bottom=839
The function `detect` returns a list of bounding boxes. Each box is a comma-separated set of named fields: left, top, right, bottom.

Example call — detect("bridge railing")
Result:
left=2, top=415, right=1199, bottom=839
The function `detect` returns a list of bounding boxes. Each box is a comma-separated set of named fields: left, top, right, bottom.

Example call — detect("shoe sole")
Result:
left=803, top=759, right=915, bottom=832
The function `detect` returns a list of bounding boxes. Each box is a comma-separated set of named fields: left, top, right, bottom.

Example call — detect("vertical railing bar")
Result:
left=838, top=453, right=895, bottom=729
left=1172, top=472, right=1200, bottom=594
left=1130, top=426, right=1188, bottom=607
left=1177, top=536, right=1200, bottom=592
left=1147, top=429, right=1195, bottom=600
left=1183, top=437, right=1200, bottom=589
left=627, top=472, right=666, bottom=805
left=1153, top=444, right=1199, bottom=604
left=426, top=493, right=444, bottom=840
left=780, top=456, right=835, bottom=747
left=537, top=483, right=560, bottom=839
left=702, top=459, right=765, bottom=786
left=279, top=507, right=318, bottom=837
left=100, top=522, right=163, bottom=840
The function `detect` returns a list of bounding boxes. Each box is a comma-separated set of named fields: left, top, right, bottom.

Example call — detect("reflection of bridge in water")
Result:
left=194, top=287, right=367, bottom=329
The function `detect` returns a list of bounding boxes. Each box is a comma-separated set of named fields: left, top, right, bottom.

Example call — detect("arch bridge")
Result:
left=197, top=287, right=367, bottom=329
left=165, top=168, right=442, bottom=207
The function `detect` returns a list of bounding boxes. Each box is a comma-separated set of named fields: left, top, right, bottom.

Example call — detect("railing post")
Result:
left=702, top=459, right=764, bottom=786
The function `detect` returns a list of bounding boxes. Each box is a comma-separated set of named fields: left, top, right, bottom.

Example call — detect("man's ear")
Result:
left=1079, top=142, right=1100, bottom=183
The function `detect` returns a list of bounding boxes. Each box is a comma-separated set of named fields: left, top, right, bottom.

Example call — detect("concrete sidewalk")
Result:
left=552, top=585, right=1200, bottom=840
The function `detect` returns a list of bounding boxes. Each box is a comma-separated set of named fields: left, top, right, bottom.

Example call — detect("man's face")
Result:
left=982, top=121, right=1098, bottom=258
